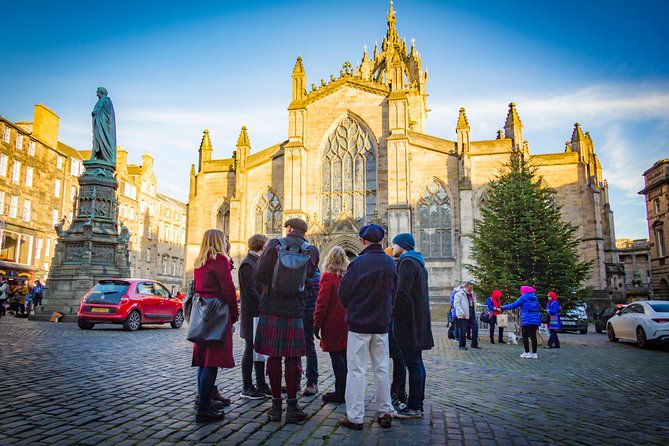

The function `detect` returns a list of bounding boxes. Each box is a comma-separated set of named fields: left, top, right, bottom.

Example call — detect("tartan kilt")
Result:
left=254, top=313, right=306, bottom=358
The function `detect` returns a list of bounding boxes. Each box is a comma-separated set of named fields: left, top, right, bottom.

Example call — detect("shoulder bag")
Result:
left=187, top=295, right=230, bottom=344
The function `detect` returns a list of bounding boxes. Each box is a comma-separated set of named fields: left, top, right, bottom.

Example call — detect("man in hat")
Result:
left=254, top=218, right=319, bottom=423
left=391, top=233, right=434, bottom=419
left=337, top=224, right=397, bottom=430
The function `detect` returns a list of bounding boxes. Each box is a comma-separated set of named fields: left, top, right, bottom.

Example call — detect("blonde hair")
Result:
left=194, top=229, right=230, bottom=268
left=324, top=246, right=349, bottom=276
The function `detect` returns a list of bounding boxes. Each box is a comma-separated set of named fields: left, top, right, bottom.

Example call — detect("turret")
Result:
left=292, top=57, right=306, bottom=101
left=235, top=126, right=251, bottom=170
left=570, top=123, right=587, bottom=161
left=504, top=102, right=523, bottom=151
left=456, top=107, right=470, bottom=154
left=198, top=129, right=213, bottom=171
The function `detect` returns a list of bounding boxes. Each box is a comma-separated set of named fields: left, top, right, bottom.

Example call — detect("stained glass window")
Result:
left=321, top=117, right=377, bottom=225
left=417, top=180, right=452, bottom=258
left=255, top=189, right=282, bottom=236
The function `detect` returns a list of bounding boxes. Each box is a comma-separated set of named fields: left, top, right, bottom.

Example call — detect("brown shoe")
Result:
left=377, top=413, right=392, bottom=428
left=339, top=415, right=363, bottom=430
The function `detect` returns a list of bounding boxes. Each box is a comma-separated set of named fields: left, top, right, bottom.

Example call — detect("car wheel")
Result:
left=123, top=310, right=141, bottom=331
left=171, top=310, right=184, bottom=329
left=607, top=323, right=618, bottom=342
left=579, top=327, right=588, bottom=335
left=78, top=319, right=95, bottom=330
left=636, top=326, right=649, bottom=349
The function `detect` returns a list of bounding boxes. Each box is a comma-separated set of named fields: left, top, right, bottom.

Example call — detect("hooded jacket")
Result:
left=393, top=250, right=434, bottom=351
left=487, top=290, right=503, bottom=317
left=501, top=286, right=541, bottom=326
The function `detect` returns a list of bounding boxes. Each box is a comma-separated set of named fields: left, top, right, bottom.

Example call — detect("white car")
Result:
left=607, top=300, right=669, bottom=348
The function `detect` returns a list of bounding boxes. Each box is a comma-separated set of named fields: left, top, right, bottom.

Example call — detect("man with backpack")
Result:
left=337, top=224, right=397, bottom=430
left=254, top=218, right=319, bottom=424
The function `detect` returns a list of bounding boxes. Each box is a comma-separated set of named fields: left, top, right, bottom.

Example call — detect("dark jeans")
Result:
left=489, top=315, right=504, bottom=342
left=17, top=303, right=25, bottom=314
left=0, top=300, right=5, bottom=316
left=548, top=329, right=560, bottom=348
left=468, top=315, right=479, bottom=347
left=241, top=337, right=267, bottom=389
left=389, top=325, right=406, bottom=399
left=302, top=309, right=318, bottom=385
left=457, top=318, right=469, bottom=347
left=329, top=350, right=347, bottom=396
left=401, top=349, right=426, bottom=411
left=197, top=366, right=218, bottom=411
left=522, top=325, right=539, bottom=353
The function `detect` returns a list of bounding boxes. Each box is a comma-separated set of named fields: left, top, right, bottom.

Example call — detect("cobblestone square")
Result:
left=0, top=317, right=667, bottom=445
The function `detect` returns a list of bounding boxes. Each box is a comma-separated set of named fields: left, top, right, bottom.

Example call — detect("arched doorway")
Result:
left=321, top=236, right=362, bottom=265
left=657, top=279, right=669, bottom=300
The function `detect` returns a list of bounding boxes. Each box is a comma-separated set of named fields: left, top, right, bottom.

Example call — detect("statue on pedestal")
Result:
left=90, top=87, right=116, bottom=164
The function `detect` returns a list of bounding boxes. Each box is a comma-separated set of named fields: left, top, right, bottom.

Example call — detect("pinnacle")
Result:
left=571, top=122, right=585, bottom=142
left=457, top=107, right=470, bottom=130
left=237, top=126, right=251, bottom=147
left=199, top=129, right=212, bottom=151
left=505, top=102, right=522, bottom=129
left=293, top=56, right=305, bottom=75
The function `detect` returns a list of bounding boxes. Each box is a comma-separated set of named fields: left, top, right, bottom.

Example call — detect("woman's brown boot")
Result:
left=285, top=398, right=308, bottom=423
left=267, top=398, right=282, bottom=422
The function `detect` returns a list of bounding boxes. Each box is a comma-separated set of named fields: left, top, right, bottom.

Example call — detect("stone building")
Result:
left=616, top=238, right=652, bottom=301
left=639, top=159, right=669, bottom=299
left=0, top=105, right=82, bottom=280
left=1, top=106, right=187, bottom=290
left=185, top=3, right=621, bottom=303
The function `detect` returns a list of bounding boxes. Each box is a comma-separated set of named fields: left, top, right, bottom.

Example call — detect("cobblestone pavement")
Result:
left=0, top=316, right=667, bottom=446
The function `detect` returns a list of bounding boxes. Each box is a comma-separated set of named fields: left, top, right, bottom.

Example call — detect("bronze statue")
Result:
left=90, top=87, right=116, bottom=163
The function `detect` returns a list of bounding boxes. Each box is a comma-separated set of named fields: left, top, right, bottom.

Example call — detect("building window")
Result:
left=25, top=166, right=33, bottom=187
left=22, top=199, right=31, bottom=222
left=15, top=136, right=23, bottom=150
left=129, top=207, right=135, bottom=221
left=656, top=228, right=665, bottom=258
left=654, top=198, right=661, bottom=215
left=166, top=209, right=170, bottom=219
left=54, top=179, right=61, bottom=197
left=164, top=226, right=170, bottom=242
left=52, top=209, right=59, bottom=226
left=2, top=127, right=10, bottom=143
left=0, top=231, right=31, bottom=264
left=70, top=186, right=77, bottom=201
left=28, top=140, right=35, bottom=156
left=12, top=160, right=20, bottom=183
left=0, top=191, right=4, bottom=215
left=70, top=158, right=81, bottom=176
left=9, top=195, right=18, bottom=218
left=146, top=248, right=151, bottom=262
left=321, top=116, right=377, bottom=225
left=0, top=153, right=7, bottom=176
left=417, top=180, right=453, bottom=258
left=255, top=189, right=283, bottom=237
left=35, top=238, right=43, bottom=259
left=56, top=155, right=63, bottom=170
left=45, top=238, right=51, bottom=258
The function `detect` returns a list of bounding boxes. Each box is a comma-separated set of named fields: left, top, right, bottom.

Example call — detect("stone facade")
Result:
left=1, top=107, right=186, bottom=292
left=616, top=238, right=652, bottom=301
left=185, top=4, right=621, bottom=303
left=0, top=105, right=81, bottom=281
left=639, top=159, right=669, bottom=299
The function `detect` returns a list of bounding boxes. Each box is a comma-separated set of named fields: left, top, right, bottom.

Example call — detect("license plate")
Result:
left=91, top=307, right=110, bottom=313
left=563, top=321, right=575, bottom=325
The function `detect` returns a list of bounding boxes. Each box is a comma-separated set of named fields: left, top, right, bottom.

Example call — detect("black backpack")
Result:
left=271, top=238, right=311, bottom=295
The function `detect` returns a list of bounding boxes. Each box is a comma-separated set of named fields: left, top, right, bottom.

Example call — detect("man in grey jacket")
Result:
left=453, top=281, right=478, bottom=350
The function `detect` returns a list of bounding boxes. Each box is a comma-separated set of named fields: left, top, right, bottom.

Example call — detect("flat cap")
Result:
left=358, top=224, right=385, bottom=243
left=284, top=217, right=308, bottom=232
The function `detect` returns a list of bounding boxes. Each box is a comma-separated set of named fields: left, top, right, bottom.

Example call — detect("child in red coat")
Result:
left=313, top=246, right=349, bottom=403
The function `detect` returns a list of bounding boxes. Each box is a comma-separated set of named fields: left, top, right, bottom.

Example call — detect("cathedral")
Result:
left=185, top=3, right=621, bottom=303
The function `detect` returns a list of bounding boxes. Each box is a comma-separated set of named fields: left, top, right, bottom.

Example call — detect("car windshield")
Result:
left=84, top=281, right=129, bottom=305
left=649, top=303, right=669, bottom=313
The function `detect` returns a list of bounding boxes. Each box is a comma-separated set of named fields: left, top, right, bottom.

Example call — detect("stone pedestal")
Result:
left=32, top=160, right=131, bottom=321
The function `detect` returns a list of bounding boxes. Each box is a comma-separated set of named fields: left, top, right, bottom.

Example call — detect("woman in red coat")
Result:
left=313, top=246, right=349, bottom=404
left=192, top=229, right=239, bottom=422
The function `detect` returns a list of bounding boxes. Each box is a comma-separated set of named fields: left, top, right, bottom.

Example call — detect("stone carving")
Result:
left=83, top=218, right=93, bottom=238
left=64, top=243, right=85, bottom=263
left=90, top=87, right=117, bottom=164
left=54, top=218, right=67, bottom=238
left=92, top=244, right=115, bottom=264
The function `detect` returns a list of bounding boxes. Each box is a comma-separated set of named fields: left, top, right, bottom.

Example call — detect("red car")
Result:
left=77, top=278, right=184, bottom=331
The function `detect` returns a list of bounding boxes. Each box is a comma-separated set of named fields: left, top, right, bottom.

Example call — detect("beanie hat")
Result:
left=392, top=233, right=415, bottom=251
left=358, top=224, right=385, bottom=243
left=520, top=285, right=535, bottom=294
left=547, top=291, right=558, bottom=300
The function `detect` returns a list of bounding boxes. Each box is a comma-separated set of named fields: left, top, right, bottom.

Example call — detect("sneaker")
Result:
left=240, top=386, right=265, bottom=400
left=394, top=407, right=422, bottom=419
left=520, top=352, right=531, bottom=358
left=302, top=383, right=318, bottom=396
left=257, top=383, right=272, bottom=398
left=531, top=353, right=539, bottom=359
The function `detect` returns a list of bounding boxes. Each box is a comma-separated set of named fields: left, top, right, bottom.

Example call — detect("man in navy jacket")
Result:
left=337, top=224, right=397, bottom=430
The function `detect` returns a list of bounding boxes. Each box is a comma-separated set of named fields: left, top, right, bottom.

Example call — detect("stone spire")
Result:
left=386, top=1, right=399, bottom=45
left=570, top=122, right=587, bottom=157
left=456, top=107, right=470, bottom=131
left=457, top=107, right=471, bottom=154
left=198, top=129, right=213, bottom=171
left=504, top=102, right=523, bottom=150
left=236, top=126, right=250, bottom=147
left=235, top=126, right=251, bottom=170
left=292, top=56, right=306, bottom=101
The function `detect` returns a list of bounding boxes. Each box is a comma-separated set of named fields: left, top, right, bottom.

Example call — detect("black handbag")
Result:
left=183, top=280, right=195, bottom=323
left=540, top=312, right=550, bottom=324
left=187, top=295, right=230, bottom=343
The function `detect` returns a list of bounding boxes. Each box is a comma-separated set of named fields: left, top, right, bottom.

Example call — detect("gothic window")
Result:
left=255, top=189, right=282, bottom=237
left=216, top=201, right=230, bottom=236
left=321, top=116, right=377, bottom=225
left=417, top=180, right=453, bottom=258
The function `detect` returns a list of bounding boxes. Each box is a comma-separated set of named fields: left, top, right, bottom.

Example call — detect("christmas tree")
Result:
left=466, top=151, right=592, bottom=309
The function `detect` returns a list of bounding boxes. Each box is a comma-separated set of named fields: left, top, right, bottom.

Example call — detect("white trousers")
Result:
left=345, top=331, right=393, bottom=423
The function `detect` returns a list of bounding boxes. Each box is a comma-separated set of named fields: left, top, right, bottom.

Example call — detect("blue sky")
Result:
left=2, top=0, right=668, bottom=239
